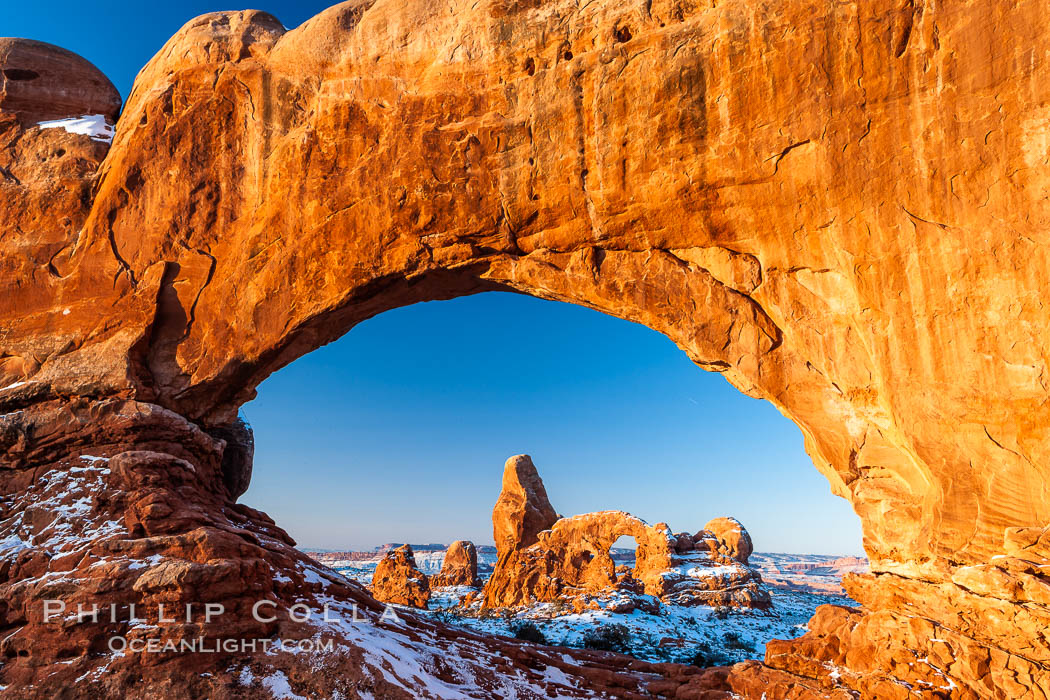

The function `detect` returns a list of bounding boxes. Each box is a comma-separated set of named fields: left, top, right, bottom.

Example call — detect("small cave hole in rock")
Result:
left=615, top=26, right=633, bottom=43
left=2, top=68, right=39, bottom=81
left=523, top=57, right=535, bottom=76
left=242, top=291, right=865, bottom=665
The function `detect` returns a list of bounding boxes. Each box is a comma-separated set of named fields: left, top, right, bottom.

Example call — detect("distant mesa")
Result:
left=375, top=542, right=447, bottom=554
left=748, top=553, right=869, bottom=595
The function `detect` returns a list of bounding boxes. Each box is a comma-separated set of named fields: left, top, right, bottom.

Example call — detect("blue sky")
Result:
left=242, top=293, right=864, bottom=555
left=7, top=1, right=336, bottom=97
left=11, top=3, right=864, bottom=555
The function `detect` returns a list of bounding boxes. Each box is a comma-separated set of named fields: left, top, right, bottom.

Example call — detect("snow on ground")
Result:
left=428, top=586, right=478, bottom=609
left=260, top=670, right=308, bottom=700
left=419, top=586, right=855, bottom=665
left=323, top=551, right=858, bottom=667
left=0, top=534, right=31, bottom=557
left=659, top=556, right=751, bottom=581
left=37, top=114, right=115, bottom=142
left=280, top=591, right=587, bottom=699
left=0, top=458, right=122, bottom=562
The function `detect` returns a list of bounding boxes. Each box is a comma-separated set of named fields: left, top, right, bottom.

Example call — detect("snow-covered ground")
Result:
left=316, top=548, right=859, bottom=666
left=419, top=586, right=855, bottom=665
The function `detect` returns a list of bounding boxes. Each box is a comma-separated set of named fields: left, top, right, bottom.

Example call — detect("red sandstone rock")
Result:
left=492, top=455, right=560, bottom=552
left=484, top=456, right=770, bottom=610
left=0, top=38, right=120, bottom=123
left=370, top=544, right=431, bottom=609
left=702, top=517, right=754, bottom=565
left=430, top=540, right=481, bottom=588
left=0, top=0, right=1048, bottom=696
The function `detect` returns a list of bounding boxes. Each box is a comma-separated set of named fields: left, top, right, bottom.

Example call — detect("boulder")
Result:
left=701, top=517, right=754, bottom=564
left=431, top=540, right=481, bottom=588
left=0, top=38, right=120, bottom=122
left=371, top=544, right=431, bottom=609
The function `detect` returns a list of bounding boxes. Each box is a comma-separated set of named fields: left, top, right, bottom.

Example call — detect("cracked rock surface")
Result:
left=1, top=0, right=1049, bottom=697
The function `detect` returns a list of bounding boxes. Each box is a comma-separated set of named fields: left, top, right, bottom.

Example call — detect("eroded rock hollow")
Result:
left=1, top=0, right=1048, bottom=697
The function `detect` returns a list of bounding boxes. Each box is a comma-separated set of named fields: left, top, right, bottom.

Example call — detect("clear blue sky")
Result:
left=11, top=3, right=864, bottom=556
left=243, top=293, right=863, bottom=555
left=7, top=1, right=336, bottom=97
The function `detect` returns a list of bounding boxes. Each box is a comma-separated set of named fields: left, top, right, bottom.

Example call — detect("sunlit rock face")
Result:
left=1, top=0, right=1048, bottom=696
left=370, top=544, right=431, bottom=608
left=491, top=455, right=560, bottom=552
left=484, top=455, right=771, bottom=611
left=430, top=540, right=481, bottom=588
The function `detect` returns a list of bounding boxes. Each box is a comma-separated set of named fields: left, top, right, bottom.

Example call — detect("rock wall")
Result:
left=1, top=0, right=1049, bottom=697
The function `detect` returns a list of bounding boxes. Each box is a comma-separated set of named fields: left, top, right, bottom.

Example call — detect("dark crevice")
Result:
left=3, top=69, right=39, bottom=81
left=895, top=0, right=915, bottom=58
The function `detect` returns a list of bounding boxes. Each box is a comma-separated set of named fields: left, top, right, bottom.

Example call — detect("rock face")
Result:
left=0, top=38, right=121, bottom=122
left=484, top=457, right=770, bottom=611
left=1, top=0, right=1049, bottom=697
left=492, top=455, right=560, bottom=552
left=701, top=517, right=753, bottom=564
left=431, top=540, right=481, bottom=588
left=371, top=544, right=431, bottom=608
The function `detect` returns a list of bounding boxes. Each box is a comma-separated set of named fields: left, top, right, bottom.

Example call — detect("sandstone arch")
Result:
left=485, top=455, right=770, bottom=610
left=1, top=0, right=1048, bottom=697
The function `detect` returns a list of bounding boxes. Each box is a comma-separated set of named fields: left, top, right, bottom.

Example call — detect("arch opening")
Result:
left=240, top=290, right=865, bottom=664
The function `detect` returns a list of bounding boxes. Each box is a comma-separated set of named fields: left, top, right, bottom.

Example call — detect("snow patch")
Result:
left=0, top=534, right=31, bottom=557
left=301, top=566, right=335, bottom=588
left=38, top=114, right=116, bottom=142
left=261, top=671, right=307, bottom=699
